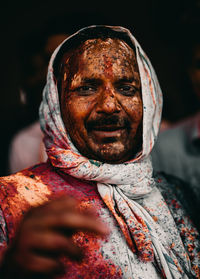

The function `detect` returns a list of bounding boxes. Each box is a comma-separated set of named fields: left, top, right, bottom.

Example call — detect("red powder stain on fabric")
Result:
left=179, top=225, right=200, bottom=277
left=187, top=244, right=195, bottom=253
left=152, top=216, right=158, bottom=222
left=62, top=231, right=122, bottom=279
left=173, top=259, right=183, bottom=274
left=102, top=194, right=136, bottom=254
left=192, top=265, right=200, bottom=278
left=0, top=171, right=51, bottom=242
left=0, top=164, right=123, bottom=278
left=171, top=199, right=181, bottom=209
left=170, top=242, right=175, bottom=249
left=102, top=194, right=154, bottom=262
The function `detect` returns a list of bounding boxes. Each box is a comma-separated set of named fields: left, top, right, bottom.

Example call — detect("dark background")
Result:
left=0, top=0, right=199, bottom=175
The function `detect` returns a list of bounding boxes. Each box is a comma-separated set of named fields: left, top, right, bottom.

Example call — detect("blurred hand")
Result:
left=1, top=196, right=108, bottom=279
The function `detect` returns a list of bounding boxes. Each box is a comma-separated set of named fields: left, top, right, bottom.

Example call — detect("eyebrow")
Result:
left=81, top=78, right=103, bottom=85
left=81, top=77, right=136, bottom=83
left=115, top=77, right=135, bottom=83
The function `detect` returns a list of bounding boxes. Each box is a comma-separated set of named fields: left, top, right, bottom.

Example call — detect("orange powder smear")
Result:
left=4, top=172, right=51, bottom=207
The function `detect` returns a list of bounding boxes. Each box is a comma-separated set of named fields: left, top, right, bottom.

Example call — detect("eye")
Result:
left=75, top=85, right=97, bottom=96
left=117, top=84, right=136, bottom=96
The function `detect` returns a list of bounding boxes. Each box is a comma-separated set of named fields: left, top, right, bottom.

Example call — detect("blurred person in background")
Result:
left=152, top=26, right=200, bottom=202
left=9, top=29, right=67, bottom=173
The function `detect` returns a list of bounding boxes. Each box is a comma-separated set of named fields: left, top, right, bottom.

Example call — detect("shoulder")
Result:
left=0, top=162, right=96, bottom=207
left=0, top=162, right=57, bottom=242
left=0, top=161, right=53, bottom=185
left=154, top=171, right=197, bottom=206
left=154, top=171, right=188, bottom=188
left=0, top=162, right=52, bottom=181
left=0, top=162, right=54, bottom=207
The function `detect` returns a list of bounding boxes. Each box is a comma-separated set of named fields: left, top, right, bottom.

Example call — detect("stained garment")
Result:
left=152, top=112, right=200, bottom=203
left=0, top=25, right=200, bottom=279
left=0, top=163, right=199, bottom=279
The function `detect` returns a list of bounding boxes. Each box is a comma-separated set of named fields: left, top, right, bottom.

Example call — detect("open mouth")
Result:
left=89, top=126, right=126, bottom=140
left=86, top=117, right=130, bottom=143
left=92, top=125, right=125, bottom=132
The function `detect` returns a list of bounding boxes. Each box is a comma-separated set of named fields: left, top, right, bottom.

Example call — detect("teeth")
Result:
left=93, top=127, right=123, bottom=131
left=92, top=129, right=124, bottom=137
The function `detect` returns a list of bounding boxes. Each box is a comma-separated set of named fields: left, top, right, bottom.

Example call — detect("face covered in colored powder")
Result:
left=60, top=38, right=143, bottom=164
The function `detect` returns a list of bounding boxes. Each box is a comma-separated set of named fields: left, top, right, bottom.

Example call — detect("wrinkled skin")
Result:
left=60, top=38, right=143, bottom=163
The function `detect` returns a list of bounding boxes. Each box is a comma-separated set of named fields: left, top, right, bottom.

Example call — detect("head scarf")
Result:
left=39, top=25, right=188, bottom=278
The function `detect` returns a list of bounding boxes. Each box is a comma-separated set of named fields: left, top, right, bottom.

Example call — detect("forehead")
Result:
left=81, top=38, right=135, bottom=56
left=61, top=38, right=137, bottom=77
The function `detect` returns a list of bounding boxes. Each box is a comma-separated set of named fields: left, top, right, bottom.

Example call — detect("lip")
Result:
left=92, top=125, right=124, bottom=131
left=90, top=127, right=126, bottom=138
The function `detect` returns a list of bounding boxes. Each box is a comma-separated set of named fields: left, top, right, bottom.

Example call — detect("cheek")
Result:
left=122, top=96, right=143, bottom=123
left=135, top=101, right=143, bottom=122
left=63, top=97, right=94, bottom=131
left=62, top=101, right=88, bottom=150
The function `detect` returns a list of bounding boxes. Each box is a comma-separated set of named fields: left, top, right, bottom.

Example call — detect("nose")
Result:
left=96, top=86, right=121, bottom=114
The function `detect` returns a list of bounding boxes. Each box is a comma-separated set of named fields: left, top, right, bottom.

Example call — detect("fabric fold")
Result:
left=97, top=183, right=185, bottom=279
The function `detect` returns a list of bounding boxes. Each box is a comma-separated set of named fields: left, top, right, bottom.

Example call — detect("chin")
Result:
left=90, top=142, right=130, bottom=164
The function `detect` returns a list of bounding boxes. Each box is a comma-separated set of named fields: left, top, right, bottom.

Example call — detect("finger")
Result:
left=23, top=196, right=79, bottom=230
left=28, top=232, right=83, bottom=261
left=27, top=196, right=78, bottom=219
left=22, top=254, right=63, bottom=275
left=42, top=196, right=78, bottom=213
left=46, top=212, right=109, bottom=235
